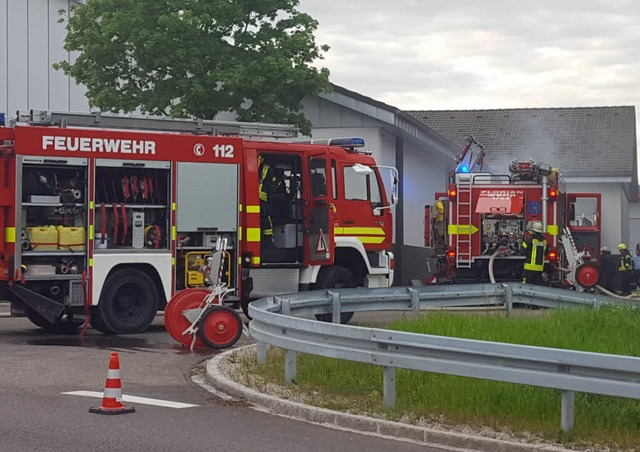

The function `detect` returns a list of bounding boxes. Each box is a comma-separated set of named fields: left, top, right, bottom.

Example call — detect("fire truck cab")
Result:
left=426, top=137, right=601, bottom=285
left=0, top=111, right=396, bottom=335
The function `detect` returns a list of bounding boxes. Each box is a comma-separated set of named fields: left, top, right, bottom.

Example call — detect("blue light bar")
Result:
left=328, top=137, right=365, bottom=148
left=0, top=112, right=4, bottom=127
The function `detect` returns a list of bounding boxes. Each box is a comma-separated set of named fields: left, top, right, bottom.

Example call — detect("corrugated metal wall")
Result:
left=0, top=0, right=89, bottom=116
left=630, top=219, right=640, bottom=250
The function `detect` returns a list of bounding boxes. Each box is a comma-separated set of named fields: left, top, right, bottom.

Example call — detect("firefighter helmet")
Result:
left=618, top=243, right=627, bottom=250
left=529, top=221, right=543, bottom=234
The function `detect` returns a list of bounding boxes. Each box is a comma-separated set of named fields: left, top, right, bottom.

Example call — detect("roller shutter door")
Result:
left=630, top=219, right=640, bottom=251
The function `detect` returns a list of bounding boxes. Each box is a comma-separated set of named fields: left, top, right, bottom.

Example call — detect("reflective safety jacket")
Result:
left=258, top=163, right=285, bottom=203
left=258, top=162, right=286, bottom=237
left=258, top=163, right=274, bottom=202
left=619, top=252, right=633, bottom=272
left=522, top=235, right=548, bottom=272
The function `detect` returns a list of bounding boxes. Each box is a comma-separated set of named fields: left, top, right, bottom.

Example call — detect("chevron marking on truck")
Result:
left=447, top=224, right=479, bottom=235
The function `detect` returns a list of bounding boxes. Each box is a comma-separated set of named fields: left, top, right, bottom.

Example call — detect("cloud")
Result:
left=299, top=0, right=640, bottom=112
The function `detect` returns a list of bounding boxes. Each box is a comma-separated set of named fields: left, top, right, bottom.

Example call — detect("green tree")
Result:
left=55, top=0, right=331, bottom=134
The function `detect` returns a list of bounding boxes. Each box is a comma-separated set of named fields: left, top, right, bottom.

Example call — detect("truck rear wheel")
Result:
left=313, top=266, right=355, bottom=324
left=96, top=268, right=159, bottom=334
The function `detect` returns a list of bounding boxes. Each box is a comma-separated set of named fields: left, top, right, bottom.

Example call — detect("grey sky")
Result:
left=299, top=0, right=639, bottom=112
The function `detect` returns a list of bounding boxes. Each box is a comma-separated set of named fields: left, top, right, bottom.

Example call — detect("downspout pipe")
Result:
left=542, top=174, right=548, bottom=232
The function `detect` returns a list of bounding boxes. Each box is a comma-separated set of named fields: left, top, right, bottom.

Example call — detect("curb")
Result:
left=205, top=345, right=573, bottom=452
left=0, top=301, right=10, bottom=318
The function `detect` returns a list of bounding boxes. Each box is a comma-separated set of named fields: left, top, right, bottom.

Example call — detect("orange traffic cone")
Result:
left=89, top=352, right=135, bottom=415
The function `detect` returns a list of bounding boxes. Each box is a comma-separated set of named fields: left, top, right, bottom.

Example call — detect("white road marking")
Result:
left=62, top=391, right=198, bottom=409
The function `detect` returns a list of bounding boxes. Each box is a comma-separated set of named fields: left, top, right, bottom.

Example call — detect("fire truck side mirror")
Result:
left=385, top=166, right=399, bottom=209
left=360, top=164, right=400, bottom=211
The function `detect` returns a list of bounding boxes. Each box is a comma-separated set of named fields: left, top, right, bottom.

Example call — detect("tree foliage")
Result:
left=55, top=0, right=332, bottom=134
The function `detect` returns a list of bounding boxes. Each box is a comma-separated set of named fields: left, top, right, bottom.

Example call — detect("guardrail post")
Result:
left=276, top=296, right=297, bottom=383
left=504, top=284, right=513, bottom=318
left=383, top=366, right=396, bottom=407
left=559, top=364, right=575, bottom=432
left=285, top=349, right=297, bottom=383
left=257, top=342, right=267, bottom=364
left=330, top=291, right=341, bottom=324
left=561, top=390, right=575, bottom=432
left=408, top=288, right=420, bottom=312
left=277, top=296, right=290, bottom=315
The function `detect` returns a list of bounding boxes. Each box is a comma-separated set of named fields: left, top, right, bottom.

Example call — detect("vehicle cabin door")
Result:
left=305, top=153, right=333, bottom=266
left=338, top=161, right=390, bottom=250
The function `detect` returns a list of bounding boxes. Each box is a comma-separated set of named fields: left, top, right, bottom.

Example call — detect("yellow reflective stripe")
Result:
left=246, top=205, right=260, bottom=214
left=172, top=226, right=176, bottom=240
left=252, top=256, right=261, bottom=265
left=89, top=225, right=94, bottom=240
left=358, top=236, right=385, bottom=244
left=247, top=228, right=261, bottom=242
left=172, top=258, right=175, bottom=266
left=334, top=227, right=385, bottom=244
left=239, top=204, right=243, bottom=212
left=89, top=259, right=93, bottom=267
left=5, top=227, right=15, bottom=243
left=524, top=239, right=546, bottom=271
left=238, top=227, right=242, bottom=240
left=334, top=227, right=385, bottom=236
left=448, top=224, right=479, bottom=235
left=172, top=203, right=176, bottom=211
left=547, top=225, right=558, bottom=235
left=89, top=201, right=94, bottom=209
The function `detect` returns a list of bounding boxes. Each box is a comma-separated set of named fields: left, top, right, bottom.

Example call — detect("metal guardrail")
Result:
left=248, top=283, right=640, bottom=432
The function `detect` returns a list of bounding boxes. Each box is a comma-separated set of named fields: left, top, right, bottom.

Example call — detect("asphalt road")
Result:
left=0, top=308, right=461, bottom=452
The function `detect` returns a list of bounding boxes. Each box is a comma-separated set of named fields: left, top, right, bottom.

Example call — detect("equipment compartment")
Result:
left=17, top=156, right=89, bottom=313
left=94, top=159, right=171, bottom=250
left=21, top=162, right=86, bottom=204
left=176, top=162, right=238, bottom=233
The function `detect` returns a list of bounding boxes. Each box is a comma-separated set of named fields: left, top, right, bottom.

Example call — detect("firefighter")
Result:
left=258, top=155, right=286, bottom=243
left=617, top=243, right=633, bottom=295
left=521, top=221, right=548, bottom=285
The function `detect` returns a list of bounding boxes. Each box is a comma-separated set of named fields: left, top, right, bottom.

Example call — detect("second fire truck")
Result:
left=0, top=111, right=397, bottom=342
left=425, top=137, right=602, bottom=288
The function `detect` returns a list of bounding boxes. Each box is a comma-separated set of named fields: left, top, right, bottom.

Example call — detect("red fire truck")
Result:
left=425, top=137, right=601, bottom=287
left=0, top=111, right=396, bottom=339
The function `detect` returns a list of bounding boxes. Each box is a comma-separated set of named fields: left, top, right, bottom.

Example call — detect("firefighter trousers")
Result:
left=522, top=269, right=544, bottom=285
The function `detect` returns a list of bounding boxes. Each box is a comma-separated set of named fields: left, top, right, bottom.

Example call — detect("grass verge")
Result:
left=231, top=306, right=640, bottom=450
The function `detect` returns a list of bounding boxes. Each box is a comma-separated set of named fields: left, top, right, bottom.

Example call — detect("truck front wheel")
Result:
left=313, top=266, right=355, bottom=324
left=96, top=268, right=159, bottom=334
